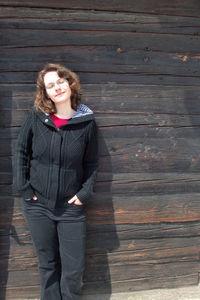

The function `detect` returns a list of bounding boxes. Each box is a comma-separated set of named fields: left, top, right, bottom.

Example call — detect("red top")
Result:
left=51, top=114, right=69, bottom=128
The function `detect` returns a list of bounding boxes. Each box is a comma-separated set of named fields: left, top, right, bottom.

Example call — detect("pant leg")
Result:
left=57, top=220, right=86, bottom=300
left=22, top=202, right=62, bottom=300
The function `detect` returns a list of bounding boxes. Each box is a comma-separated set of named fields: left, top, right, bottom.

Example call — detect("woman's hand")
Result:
left=68, top=195, right=83, bottom=206
left=25, top=195, right=37, bottom=201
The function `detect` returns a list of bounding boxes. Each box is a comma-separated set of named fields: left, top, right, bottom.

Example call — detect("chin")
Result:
left=54, top=97, right=70, bottom=104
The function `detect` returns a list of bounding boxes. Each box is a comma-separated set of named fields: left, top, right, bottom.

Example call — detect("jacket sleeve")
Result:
left=13, top=109, right=35, bottom=200
left=76, top=120, right=99, bottom=204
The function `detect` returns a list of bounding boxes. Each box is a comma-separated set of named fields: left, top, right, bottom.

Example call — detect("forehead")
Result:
left=44, top=71, right=60, bottom=85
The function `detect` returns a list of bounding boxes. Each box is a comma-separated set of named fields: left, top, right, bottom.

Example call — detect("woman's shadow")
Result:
left=81, top=128, right=119, bottom=299
left=0, top=87, right=26, bottom=300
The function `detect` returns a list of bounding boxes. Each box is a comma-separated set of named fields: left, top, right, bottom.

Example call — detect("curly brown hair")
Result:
left=34, top=63, right=81, bottom=113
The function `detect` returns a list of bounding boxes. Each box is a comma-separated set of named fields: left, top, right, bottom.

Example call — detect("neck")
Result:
left=54, top=101, right=75, bottom=119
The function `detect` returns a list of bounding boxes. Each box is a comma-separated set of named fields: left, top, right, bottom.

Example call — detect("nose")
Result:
left=55, top=82, right=61, bottom=90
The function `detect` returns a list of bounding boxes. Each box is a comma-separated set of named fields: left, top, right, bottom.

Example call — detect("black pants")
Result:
left=22, top=200, right=86, bottom=300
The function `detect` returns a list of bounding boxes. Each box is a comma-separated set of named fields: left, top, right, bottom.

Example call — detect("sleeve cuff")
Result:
left=21, top=184, right=35, bottom=200
left=76, top=189, right=93, bottom=205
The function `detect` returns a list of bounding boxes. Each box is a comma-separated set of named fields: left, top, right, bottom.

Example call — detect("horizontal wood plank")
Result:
left=3, top=272, right=199, bottom=298
left=1, top=46, right=200, bottom=77
left=83, top=273, right=199, bottom=294
left=2, top=193, right=200, bottom=225
left=1, top=29, right=200, bottom=53
left=0, top=0, right=200, bottom=17
left=1, top=72, right=200, bottom=85
left=0, top=7, right=200, bottom=35
left=1, top=261, right=199, bottom=289
left=2, top=83, right=200, bottom=117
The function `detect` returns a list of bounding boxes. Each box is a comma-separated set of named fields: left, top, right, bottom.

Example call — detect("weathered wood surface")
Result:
left=1, top=7, right=200, bottom=35
left=0, top=0, right=200, bottom=17
left=1, top=1, right=200, bottom=299
left=1, top=196, right=200, bottom=297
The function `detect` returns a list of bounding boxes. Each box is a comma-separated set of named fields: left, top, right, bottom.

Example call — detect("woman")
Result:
left=13, top=63, right=98, bottom=300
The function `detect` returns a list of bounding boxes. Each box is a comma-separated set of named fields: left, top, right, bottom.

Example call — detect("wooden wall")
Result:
left=1, top=1, right=200, bottom=299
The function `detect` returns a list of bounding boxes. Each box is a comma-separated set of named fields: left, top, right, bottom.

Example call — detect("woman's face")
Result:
left=44, top=71, right=71, bottom=105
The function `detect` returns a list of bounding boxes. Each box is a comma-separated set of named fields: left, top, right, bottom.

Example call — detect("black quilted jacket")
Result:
left=13, top=104, right=98, bottom=209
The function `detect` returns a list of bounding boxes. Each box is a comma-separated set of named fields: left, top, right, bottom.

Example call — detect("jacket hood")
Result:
left=36, top=103, right=94, bottom=127
left=72, top=104, right=93, bottom=119
left=66, top=103, right=94, bottom=124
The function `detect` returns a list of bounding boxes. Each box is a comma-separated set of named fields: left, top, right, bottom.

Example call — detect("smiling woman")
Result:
left=35, top=63, right=81, bottom=115
left=13, top=63, right=99, bottom=300
left=44, top=72, right=72, bottom=114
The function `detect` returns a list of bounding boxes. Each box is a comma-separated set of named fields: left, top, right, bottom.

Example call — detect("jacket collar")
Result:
left=35, top=104, right=94, bottom=128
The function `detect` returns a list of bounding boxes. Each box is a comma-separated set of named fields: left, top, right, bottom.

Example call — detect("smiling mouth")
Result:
left=56, top=92, right=65, bottom=97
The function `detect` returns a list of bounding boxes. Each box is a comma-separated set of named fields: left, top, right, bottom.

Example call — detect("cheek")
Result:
left=68, top=88, right=72, bottom=97
left=46, top=90, right=54, bottom=101
left=45, top=89, right=50, bottom=98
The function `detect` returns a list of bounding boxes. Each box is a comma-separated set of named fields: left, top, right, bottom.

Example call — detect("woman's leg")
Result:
left=57, top=220, right=86, bottom=300
left=22, top=202, right=62, bottom=300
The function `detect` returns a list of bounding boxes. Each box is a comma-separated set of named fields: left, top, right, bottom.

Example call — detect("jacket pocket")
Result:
left=62, top=169, right=80, bottom=196
left=30, top=162, right=49, bottom=196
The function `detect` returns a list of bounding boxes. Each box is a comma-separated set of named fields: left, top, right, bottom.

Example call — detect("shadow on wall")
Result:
left=0, top=87, right=14, bottom=300
left=0, top=87, right=32, bottom=300
left=82, top=129, right=120, bottom=299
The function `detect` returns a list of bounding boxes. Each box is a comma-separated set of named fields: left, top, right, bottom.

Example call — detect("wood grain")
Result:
left=0, top=0, right=200, bottom=17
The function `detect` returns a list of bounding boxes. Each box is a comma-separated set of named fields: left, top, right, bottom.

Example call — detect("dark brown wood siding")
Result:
left=1, top=1, right=200, bottom=299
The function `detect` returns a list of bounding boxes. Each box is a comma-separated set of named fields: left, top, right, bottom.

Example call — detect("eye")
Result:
left=46, top=84, right=54, bottom=89
left=58, top=78, right=66, bottom=84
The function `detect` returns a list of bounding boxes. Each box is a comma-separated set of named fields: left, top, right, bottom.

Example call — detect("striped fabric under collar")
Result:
left=72, top=104, right=93, bottom=119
